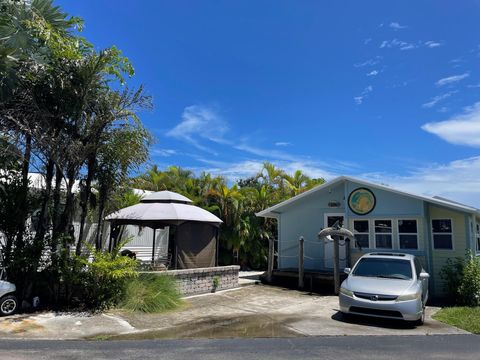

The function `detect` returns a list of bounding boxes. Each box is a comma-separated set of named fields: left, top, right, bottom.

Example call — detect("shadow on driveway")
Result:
left=331, top=311, right=417, bottom=330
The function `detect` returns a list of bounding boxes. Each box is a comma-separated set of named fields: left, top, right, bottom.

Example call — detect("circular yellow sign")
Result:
left=348, top=188, right=376, bottom=215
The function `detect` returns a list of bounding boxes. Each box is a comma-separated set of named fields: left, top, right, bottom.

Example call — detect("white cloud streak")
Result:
left=354, top=56, right=382, bottom=68
left=354, top=85, right=373, bottom=105
left=425, top=41, right=442, bottom=48
left=435, top=73, right=470, bottom=87
left=167, top=105, right=229, bottom=154
left=389, top=22, right=408, bottom=30
left=422, top=91, right=457, bottom=108
left=380, top=39, right=416, bottom=50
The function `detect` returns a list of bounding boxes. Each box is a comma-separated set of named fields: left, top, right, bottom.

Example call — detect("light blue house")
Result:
left=257, top=176, right=480, bottom=297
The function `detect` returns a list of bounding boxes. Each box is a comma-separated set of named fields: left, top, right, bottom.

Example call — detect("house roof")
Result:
left=256, top=175, right=480, bottom=218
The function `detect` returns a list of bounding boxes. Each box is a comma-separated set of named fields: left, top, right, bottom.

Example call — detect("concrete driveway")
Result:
left=0, top=285, right=468, bottom=339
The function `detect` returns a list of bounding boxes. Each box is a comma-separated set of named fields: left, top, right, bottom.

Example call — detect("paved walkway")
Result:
left=0, top=285, right=468, bottom=340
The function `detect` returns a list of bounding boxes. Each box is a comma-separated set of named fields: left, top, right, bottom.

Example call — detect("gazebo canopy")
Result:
left=105, top=190, right=222, bottom=227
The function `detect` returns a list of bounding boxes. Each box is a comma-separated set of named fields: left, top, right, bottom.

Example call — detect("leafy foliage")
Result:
left=441, top=252, right=480, bottom=306
left=54, top=243, right=138, bottom=311
left=0, top=0, right=151, bottom=310
left=458, top=255, right=480, bottom=307
left=120, top=273, right=182, bottom=313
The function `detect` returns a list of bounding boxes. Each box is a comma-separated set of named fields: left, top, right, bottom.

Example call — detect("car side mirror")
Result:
left=344, top=268, right=351, bottom=275
left=419, top=272, right=430, bottom=279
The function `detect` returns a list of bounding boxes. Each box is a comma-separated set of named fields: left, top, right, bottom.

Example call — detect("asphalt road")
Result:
left=0, top=335, right=478, bottom=360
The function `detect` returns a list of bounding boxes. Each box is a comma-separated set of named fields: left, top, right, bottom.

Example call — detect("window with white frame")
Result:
left=398, top=219, right=418, bottom=249
left=353, top=220, right=369, bottom=248
left=375, top=219, right=392, bottom=248
left=432, top=219, right=453, bottom=250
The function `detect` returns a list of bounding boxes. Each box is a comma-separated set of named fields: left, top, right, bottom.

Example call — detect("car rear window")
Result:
left=352, top=258, right=412, bottom=280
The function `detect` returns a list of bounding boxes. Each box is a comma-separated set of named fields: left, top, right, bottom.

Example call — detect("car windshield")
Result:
left=352, top=258, right=412, bottom=280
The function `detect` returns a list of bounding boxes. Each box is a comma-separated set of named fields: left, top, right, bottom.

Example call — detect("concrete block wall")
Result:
left=144, top=265, right=240, bottom=296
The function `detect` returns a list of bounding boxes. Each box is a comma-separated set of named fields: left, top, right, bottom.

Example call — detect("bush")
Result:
left=458, top=256, right=480, bottom=306
left=441, top=252, right=480, bottom=306
left=440, top=256, right=465, bottom=303
left=76, top=246, right=138, bottom=310
left=120, top=273, right=182, bottom=313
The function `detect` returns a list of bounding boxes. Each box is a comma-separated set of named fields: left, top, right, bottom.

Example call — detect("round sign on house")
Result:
left=348, top=187, right=376, bottom=215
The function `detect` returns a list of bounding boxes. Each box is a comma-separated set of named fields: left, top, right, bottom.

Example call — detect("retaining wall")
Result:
left=143, top=265, right=240, bottom=296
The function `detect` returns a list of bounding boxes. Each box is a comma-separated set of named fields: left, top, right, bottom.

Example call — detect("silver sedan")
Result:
left=339, top=252, right=429, bottom=324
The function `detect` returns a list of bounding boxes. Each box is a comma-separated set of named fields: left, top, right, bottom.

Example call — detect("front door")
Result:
left=323, top=214, right=346, bottom=269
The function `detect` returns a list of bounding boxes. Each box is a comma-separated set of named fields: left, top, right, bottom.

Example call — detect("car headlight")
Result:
left=340, top=287, right=354, bottom=297
left=396, top=292, right=421, bottom=302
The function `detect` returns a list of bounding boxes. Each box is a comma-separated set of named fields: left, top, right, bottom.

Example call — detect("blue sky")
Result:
left=58, top=1, right=480, bottom=205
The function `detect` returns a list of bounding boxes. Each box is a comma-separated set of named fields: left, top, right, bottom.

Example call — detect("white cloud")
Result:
left=354, top=56, right=382, bottom=68
left=425, top=41, right=442, bottom=48
left=422, top=101, right=480, bottom=147
left=275, top=142, right=291, bottom=147
left=422, top=91, right=457, bottom=108
left=366, top=70, right=379, bottom=77
left=354, top=86, right=373, bottom=105
left=152, top=148, right=177, bottom=157
left=389, top=22, right=407, bottom=30
left=467, top=83, right=480, bottom=88
left=167, top=105, right=229, bottom=153
left=380, top=39, right=416, bottom=50
left=435, top=73, right=470, bottom=87
left=364, top=38, right=372, bottom=45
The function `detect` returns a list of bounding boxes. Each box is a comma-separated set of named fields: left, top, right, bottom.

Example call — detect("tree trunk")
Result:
left=14, top=133, right=32, bottom=247
left=58, top=164, right=77, bottom=247
left=51, top=165, right=63, bottom=241
left=34, top=159, right=54, bottom=245
left=94, top=186, right=107, bottom=251
left=76, top=155, right=95, bottom=255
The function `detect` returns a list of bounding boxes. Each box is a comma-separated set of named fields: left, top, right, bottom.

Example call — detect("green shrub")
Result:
left=441, top=252, right=480, bottom=306
left=120, top=273, right=182, bottom=313
left=77, top=246, right=138, bottom=310
left=458, top=255, right=480, bottom=307
left=440, top=256, right=465, bottom=303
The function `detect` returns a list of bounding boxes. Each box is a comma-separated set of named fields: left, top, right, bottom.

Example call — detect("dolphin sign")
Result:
left=317, top=220, right=355, bottom=241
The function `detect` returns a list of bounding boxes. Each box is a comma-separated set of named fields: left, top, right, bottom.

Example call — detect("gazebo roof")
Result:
left=141, top=190, right=193, bottom=204
left=105, top=190, right=222, bottom=227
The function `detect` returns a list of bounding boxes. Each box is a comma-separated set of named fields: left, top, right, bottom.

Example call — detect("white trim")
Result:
left=431, top=218, right=454, bottom=250
left=374, top=219, right=393, bottom=249
left=475, top=218, right=480, bottom=254
left=323, top=213, right=345, bottom=269
left=323, top=212, right=345, bottom=227
left=256, top=175, right=479, bottom=218
left=397, top=219, right=419, bottom=250
left=352, top=219, right=370, bottom=248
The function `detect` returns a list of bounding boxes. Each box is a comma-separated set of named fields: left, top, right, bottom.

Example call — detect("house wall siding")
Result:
left=429, top=205, right=469, bottom=297
left=279, top=182, right=345, bottom=270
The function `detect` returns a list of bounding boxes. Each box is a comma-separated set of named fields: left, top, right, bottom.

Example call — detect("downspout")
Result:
left=423, top=203, right=435, bottom=296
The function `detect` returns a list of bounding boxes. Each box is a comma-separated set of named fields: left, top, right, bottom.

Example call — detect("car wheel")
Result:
left=415, top=307, right=425, bottom=326
left=0, top=295, right=18, bottom=316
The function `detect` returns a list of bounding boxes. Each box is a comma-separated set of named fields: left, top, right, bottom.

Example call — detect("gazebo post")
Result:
left=174, top=225, right=178, bottom=269
left=151, top=227, right=156, bottom=267
left=215, top=227, right=220, bottom=266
